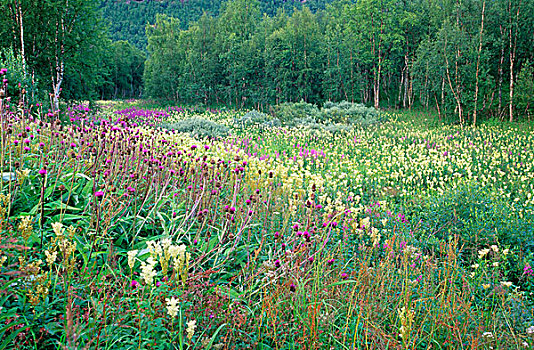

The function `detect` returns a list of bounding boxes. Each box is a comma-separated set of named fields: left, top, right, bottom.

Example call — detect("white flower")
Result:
left=52, top=222, right=64, bottom=237
left=169, top=244, right=186, bottom=260
left=127, top=250, right=138, bottom=271
left=45, top=250, right=57, bottom=266
left=478, top=248, right=490, bottom=259
left=527, top=325, right=534, bottom=334
left=361, top=217, right=370, bottom=229
left=500, top=281, right=513, bottom=287
left=140, top=257, right=157, bottom=286
left=490, top=245, right=499, bottom=253
left=166, top=296, right=180, bottom=318
left=186, top=319, right=196, bottom=340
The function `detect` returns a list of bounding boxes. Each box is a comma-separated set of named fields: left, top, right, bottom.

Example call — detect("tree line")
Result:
left=0, top=0, right=145, bottom=105
left=100, top=0, right=334, bottom=51
left=144, top=0, right=534, bottom=123
left=0, top=0, right=532, bottom=123
left=0, top=0, right=334, bottom=106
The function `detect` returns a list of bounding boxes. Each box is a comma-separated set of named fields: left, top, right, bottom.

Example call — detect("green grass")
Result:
left=1, top=102, right=533, bottom=349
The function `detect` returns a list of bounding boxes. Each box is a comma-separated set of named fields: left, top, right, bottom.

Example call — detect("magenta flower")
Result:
left=94, top=191, right=104, bottom=198
left=38, top=168, right=47, bottom=176
left=131, top=280, right=139, bottom=288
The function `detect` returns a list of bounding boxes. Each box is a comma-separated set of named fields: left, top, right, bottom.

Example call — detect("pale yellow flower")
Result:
left=140, top=257, right=157, bottom=286
left=52, top=222, right=64, bottom=237
left=186, top=319, right=196, bottom=340
left=127, top=250, right=138, bottom=271
left=166, top=296, right=180, bottom=318
left=45, top=250, right=57, bottom=266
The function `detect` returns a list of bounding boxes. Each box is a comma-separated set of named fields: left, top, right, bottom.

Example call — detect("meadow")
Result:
left=1, top=96, right=534, bottom=349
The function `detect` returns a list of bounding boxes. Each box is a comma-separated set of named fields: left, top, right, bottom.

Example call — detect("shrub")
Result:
left=272, top=101, right=320, bottom=126
left=235, top=110, right=281, bottom=128
left=515, top=60, right=534, bottom=119
left=320, top=100, right=380, bottom=125
left=0, top=48, right=40, bottom=105
left=323, top=124, right=354, bottom=134
left=411, top=182, right=534, bottom=279
left=271, top=101, right=381, bottom=128
left=161, top=118, right=229, bottom=139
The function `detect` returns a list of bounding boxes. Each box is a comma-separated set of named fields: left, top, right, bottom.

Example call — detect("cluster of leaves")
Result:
left=234, top=110, right=281, bottom=128
left=272, top=100, right=381, bottom=128
left=160, top=118, right=230, bottom=139
left=320, top=101, right=380, bottom=124
left=100, top=0, right=334, bottom=50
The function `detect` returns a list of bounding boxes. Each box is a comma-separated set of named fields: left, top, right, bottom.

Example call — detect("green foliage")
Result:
left=234, top=110, right=281, bottom=128
left=100, top=0, right=334, bottom=51
left=160, top=118, right=229, bottom=139
left=515, top=60, right=534, bottom=119
left=320, top=100, right=380, bottom=124
left=0, top=0, right=111, bottom=104
left=0, top=48, right=39, bottom=105
left=106, top=41, right=145, bottom=99
left=414, top=182, right=534, bottom=264
left=272, top=101, right=320, bottom=125
left=137, top=0, right=533, bottom=123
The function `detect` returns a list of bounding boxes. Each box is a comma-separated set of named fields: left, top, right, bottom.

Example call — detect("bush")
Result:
left=272, top=101, right=320, bottom=126
left=412, top=182, right=534, bottom=261
left=323, top=124, right=354, bottom=134
left=0, top=48, right=40, bottom=105
left=320, top=101, right=380, bottom=125
left=271, top=101, right=381, bottom=127
left=515, top=60, right=533, bottom=119
left=235, top=110, right=281, bottom=128
left=161, top=118, right=229, bottom=139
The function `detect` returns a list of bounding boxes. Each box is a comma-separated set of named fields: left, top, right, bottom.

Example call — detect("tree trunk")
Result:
left=508, top=0, right=522, bottom=122
left=498, top=25, right=505, bottom=118
left=473, top=0, right=486, bottom=126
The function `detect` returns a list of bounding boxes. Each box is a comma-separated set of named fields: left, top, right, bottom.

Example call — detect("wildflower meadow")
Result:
left=1, top=83, right=534, bottom=348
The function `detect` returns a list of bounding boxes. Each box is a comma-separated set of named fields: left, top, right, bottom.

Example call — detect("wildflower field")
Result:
left=1, top=97, right=534, bottom=349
